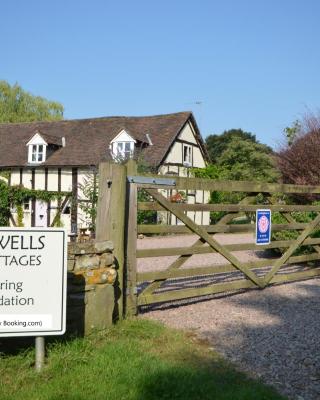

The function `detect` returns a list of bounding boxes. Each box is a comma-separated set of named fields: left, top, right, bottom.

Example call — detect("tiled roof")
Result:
left=0, top=111, right=205, bottom=168
left=31, top=131, right=63, bottom=146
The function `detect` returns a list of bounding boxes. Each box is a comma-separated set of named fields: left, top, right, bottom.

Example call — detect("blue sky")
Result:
left=1, top=0, right=320, bottom=148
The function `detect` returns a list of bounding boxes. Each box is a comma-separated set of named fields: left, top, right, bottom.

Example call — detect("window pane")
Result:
left=30, top=144, right=45, bottom=163
left=183, top=146, right=188, bottom=161
left=125, top=142, right=131, bottom=151
left=24, top=200, right=30, bottom=211
left=183, top=146, right=191, bottom=164
left=117, top=143, right=123, bottom=151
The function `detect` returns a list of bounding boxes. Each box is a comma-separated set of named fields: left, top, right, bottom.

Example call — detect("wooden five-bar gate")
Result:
left=96, top=161, right=320, bottom=318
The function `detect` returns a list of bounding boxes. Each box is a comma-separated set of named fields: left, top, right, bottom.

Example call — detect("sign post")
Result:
left=0, top=228, right=67, bottom=370
left=35, top=336, right=45, bottom=372
left=256, top=209, right=271, bottom=245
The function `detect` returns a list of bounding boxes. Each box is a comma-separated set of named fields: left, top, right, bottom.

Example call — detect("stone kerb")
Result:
left=67, top=240, right=116, bottom=335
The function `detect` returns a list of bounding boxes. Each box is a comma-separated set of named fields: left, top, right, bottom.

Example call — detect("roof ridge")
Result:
left=0, top=111, right=192, bottom=127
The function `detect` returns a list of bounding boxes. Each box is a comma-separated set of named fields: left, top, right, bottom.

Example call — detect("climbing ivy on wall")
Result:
left=78, top=172, right=98, bottom=231
left=0, top=180, right=10, bottom=225
left=16, top=204, right=24, bottom=227
left=0, top=180, right=69, bottom=226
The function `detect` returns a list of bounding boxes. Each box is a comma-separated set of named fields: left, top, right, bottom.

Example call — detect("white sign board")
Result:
left=0, top=228, right=67, bottom=337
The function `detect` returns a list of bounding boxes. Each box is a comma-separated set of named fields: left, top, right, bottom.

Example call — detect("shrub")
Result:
left=271, top=200, right=320, bottom=255
left=277, top=113, right=320, bottom=201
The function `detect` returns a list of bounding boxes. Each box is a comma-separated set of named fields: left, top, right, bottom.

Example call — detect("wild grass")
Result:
left=0, top=318, right=286, bottom=400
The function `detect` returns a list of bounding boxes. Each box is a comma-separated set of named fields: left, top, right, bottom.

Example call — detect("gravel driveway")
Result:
left=138, top=234, right=320, bottom=400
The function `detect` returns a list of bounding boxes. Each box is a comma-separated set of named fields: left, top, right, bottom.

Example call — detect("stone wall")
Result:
left=66, top=240, right=116, bottom=335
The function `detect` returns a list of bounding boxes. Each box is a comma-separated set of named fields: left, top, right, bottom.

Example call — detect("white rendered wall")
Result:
left=164, top=142, right=183, bottom=164
left=178, top=122, right=197, bottom=144
left=34, top=169, right=45, bottom=190
left=22, top=169, right=32, bottom=189
left=61, top=168, right=72, bottom=192
left=193, top=147, right=206, bottom=168
left=47, top=169, right=58, bottom=191
left=11, top=169, right=20, bottom=185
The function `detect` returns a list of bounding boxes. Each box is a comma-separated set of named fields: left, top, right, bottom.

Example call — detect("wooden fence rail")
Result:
left=137, top=268, right=320, bottom=306
left=136, top=237, right=320, bottom=258
left=138, top=203, right=320, bottom=212
left=138, top=222, right=312, bottom=234
left=139, top=174, right=320, bottom=194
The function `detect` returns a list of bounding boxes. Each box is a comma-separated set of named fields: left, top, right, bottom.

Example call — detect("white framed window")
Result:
left=183, top=144, right=192, bottom=166
left=27, top=133, right=47, bottom=164
left=23, top=199, right=31, bottom=212
left=112, top=141, right=134, bottom=159
left=31, top=144, right=45, bottom=163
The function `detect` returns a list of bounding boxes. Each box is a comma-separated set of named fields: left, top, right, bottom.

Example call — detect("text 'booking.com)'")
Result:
left=0, top=315, right=52, bottom=330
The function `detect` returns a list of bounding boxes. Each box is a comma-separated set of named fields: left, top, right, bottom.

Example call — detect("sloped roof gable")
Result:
left=110, top=129, right=137, bottom=144
left=26, top=130, right=63, bottom=147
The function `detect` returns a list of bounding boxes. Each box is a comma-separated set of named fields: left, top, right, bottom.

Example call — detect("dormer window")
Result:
left=31, top=144, right=45, bottom=163
left=110, top=129, right=136, bottom=161
left=114, top=142, right=134, bottom=159
left=26, top=131, right=48, bottom=164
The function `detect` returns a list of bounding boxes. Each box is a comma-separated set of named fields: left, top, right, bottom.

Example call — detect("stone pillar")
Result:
left=67, top=240, right=117, bottom=335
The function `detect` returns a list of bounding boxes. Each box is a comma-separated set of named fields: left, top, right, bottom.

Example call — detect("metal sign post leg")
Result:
left=35, top=336, right=45, bottom=372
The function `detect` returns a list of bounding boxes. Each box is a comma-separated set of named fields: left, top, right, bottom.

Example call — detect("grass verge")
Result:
left=0, top=318, right=286, bottom=400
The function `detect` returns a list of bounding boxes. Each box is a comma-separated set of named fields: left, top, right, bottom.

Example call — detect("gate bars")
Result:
left=134, top=174, right=320, bottom=310
left=95, top=161, right=320, bottom=318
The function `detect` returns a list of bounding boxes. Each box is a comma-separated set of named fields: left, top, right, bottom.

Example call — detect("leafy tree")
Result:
left=277, top=113, right=320, bottom=196
left=272, top=113, right=320, bottom=250
left=205, top=128, right=272, bottom=163
left=283, top=120, right=301, bottom=146
left=195, top=131, right=278, bottom=186
left=191, top=163, right=222, bottom=180
left=0, top=80, right=63, bottom=123
left=217, top=137, right=278, bottom=182
left=195, top=132, right=278, bottom=224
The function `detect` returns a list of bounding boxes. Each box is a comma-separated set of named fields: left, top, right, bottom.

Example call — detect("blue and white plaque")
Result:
left=256, top=209, right=271, bottom=245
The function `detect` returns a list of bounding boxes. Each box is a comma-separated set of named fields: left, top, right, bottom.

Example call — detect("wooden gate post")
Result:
left=96, top=162, right=127, bottom=320
left=125, top=159, right=138, bottom=316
